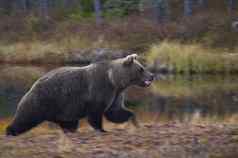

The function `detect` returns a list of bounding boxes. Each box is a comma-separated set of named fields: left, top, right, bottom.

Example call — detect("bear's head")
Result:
left=110, top=54, right=154, bottom=89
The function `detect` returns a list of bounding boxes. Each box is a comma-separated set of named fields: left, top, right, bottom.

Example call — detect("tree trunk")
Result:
left=184, top=0, right=193, bottom=16
left=21, top=0, right=27, bottom=11
left=94, top=0, right=103, bottom=25
left=228, top=0, right=236, bottom=12
left=39, top=0, right=48, bottom=19
left=156, top=0, right=170, bottom=23
left=197, top=0, right=207, bottom=8
left=228, top=0, right=236, bottom=19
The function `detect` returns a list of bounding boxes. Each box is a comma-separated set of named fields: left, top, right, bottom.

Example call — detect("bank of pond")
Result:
left=1, top=42, right=238, bottom=74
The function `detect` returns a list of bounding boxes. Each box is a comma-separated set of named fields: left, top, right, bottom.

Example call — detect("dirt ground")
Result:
left=0, top=123, right=238, bottom=158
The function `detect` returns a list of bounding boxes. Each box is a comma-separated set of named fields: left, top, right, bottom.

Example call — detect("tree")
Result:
left=154, top=0, right=170, bottom=23
left=19, top=0, right=27, bottom=11
left=227, top=0, right=236, bottom=19
left=197, top=0, right=207, bottom=8
left=104, top=0, right=140, bottom=17
left=227, top=0, right=235, bottom=12
left=0, top=0, right=14, bottom=13
left=39, top=0, right=48, bottom=19
left=94, top=0, right=103, bottom=25
left=184, top=0, right=193, bottom=16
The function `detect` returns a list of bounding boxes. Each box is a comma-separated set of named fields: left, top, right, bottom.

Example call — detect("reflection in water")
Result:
left=0, top=65, right=238, bottom=127
left=130, top=74, right=238, bottom=124
left=0, top=65, right=49, bottom=118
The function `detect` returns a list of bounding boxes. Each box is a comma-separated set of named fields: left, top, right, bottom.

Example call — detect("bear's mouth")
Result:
left=143, top=80, right=152, bottom=87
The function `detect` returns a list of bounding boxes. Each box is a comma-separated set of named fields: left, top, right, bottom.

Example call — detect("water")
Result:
left=130, top=74, right=238, bottom=124
left=0, top=65, right=238, bottom=127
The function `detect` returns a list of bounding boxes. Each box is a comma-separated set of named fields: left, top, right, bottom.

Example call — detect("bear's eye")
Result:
left=139, top=67, right=144, bottom=73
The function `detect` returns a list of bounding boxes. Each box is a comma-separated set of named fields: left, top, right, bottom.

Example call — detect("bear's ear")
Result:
left=123, top=54, right=138, bottom=66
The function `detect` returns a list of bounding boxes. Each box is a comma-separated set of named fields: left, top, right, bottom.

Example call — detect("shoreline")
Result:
left=0, top=41, right=238, bottom=74
left=2, top=62, right=238, bottom=76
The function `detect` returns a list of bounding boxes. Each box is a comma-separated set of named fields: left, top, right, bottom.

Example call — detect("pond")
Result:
left=0, top=65, right=238, bottom=132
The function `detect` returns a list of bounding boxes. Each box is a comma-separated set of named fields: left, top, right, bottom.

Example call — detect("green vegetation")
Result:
left=146, top=41, right=238, bottom=74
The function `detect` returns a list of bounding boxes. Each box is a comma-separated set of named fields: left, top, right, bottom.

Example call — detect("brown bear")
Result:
left=6, top=54, right=154, bottom=136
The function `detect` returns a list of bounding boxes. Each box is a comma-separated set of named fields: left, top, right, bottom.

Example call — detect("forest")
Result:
left=0, top=0, right=236, bottom=74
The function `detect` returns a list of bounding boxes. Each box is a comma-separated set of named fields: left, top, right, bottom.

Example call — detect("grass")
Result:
left=0, top=41, right=65, bottom=64
left=0, top=38, right=94, bottom=64
left=0, top=33, right=124, bottom=64
left=146, top=41, right=238, bottom=74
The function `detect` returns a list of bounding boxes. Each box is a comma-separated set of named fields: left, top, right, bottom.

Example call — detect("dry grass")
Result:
left=146, top=41, right=238, bottom=73
left=0, top=41, right=65, bottom=64
left=0, top=38, right=94, bottom=64
left=0, top=30, right=126, bottom=64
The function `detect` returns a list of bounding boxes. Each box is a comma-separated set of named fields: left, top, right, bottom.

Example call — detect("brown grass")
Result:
left=146, top=41, right=238, bottom=73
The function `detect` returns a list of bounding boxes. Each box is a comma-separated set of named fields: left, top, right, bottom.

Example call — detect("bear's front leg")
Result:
left=88, top=112, right=107, bottom=133
left=104, top=93, right=140, bottom=128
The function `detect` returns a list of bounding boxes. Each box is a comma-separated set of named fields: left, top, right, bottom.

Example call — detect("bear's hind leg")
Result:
left=58, top=120, right=79, bottom=133
left=88, top=112, right=106, bottom=132
left=6, top=117, right=43, bottom=136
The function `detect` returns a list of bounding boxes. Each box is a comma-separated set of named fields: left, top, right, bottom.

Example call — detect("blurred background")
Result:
left=0, top=0, right=238, bottom=132
left=0, top=2, right=238, bottom=157
left=0, top=0, right=237, bottom=67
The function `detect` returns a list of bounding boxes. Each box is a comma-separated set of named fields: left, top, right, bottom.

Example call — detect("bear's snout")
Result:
left=149, top=73, right=154, bottom=81
left=141, top=72, right=154, bottom=87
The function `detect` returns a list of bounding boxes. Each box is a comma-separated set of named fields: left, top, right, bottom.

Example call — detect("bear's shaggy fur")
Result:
left=6, top=54, right=154, bottom=136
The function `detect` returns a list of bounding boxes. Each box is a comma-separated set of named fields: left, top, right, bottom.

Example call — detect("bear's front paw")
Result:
left=95, top=129, right=108, bottom=136
left=131, top=116, right=140, bottom=128
left=98, top=129, right=107, bottom=133
left=96, top=129, right=107, bottom=133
